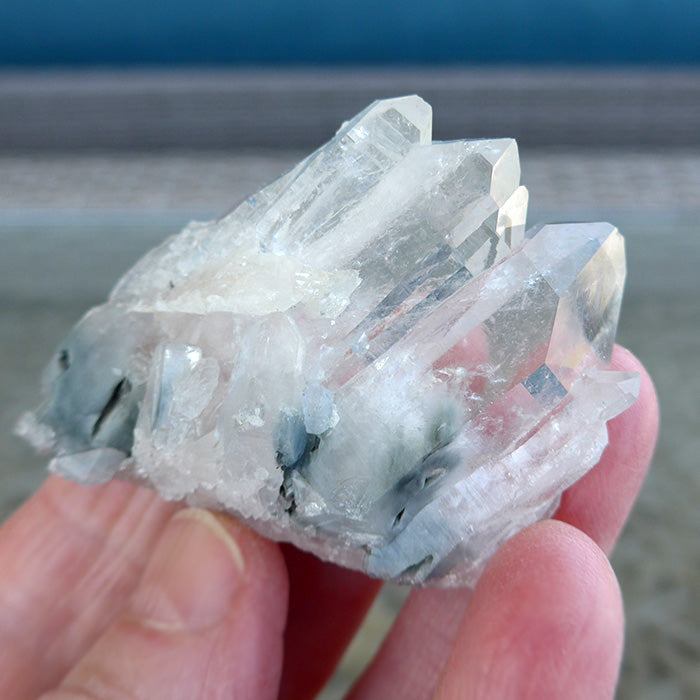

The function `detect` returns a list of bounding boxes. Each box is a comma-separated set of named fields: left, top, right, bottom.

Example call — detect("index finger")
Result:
left=555, top=345, right=659, bottom=554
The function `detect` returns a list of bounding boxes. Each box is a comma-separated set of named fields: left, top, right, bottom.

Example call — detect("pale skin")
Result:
left=0, top=346, right=659, bottom=700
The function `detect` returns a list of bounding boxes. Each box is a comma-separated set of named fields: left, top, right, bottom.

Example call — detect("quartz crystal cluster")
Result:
left=17, top=97, right=638, bottom=586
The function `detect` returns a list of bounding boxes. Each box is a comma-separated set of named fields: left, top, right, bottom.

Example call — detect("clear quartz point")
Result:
left=16, top=96, right=638, bottom=587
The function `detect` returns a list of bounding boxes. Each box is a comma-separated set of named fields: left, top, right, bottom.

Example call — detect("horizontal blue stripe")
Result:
left=1, top=1, right=699, bottom=65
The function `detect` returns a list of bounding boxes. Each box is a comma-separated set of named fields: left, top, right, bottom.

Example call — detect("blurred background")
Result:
left=1, top=2, right=699, bottom=699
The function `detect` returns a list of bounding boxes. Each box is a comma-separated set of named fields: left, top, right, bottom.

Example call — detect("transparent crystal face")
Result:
left=17, top=96, right=638, bottom=586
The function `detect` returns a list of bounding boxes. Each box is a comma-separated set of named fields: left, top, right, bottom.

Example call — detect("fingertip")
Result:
left=476, top=521, right=624, bottom=655
left=480, top=520, right=622, bottom=616
left=556, top=344, right=659, bottom=553
left=129, top=508, right=288, bottom=632
left=212, top=511, right=290, bottom=598
left=435, top=520, right=624, bottom=700
left=608, top=345, right=660, bottom=461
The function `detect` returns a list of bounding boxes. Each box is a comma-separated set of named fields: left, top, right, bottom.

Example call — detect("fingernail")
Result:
left=130, top=508, right=245, bottom=631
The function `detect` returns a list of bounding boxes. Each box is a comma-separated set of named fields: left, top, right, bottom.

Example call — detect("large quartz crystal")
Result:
left=17, top=97, right=638, bottom=586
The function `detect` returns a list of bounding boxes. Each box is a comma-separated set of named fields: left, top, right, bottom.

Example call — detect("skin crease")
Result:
left=0, top=345, right=658, bottom=700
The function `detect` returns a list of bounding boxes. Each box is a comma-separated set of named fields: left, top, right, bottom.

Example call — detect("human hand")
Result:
left=0, top=346, right=658, bottom=700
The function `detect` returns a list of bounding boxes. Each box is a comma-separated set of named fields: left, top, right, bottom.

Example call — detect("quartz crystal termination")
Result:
left=17, top=96, right=639, bottom=587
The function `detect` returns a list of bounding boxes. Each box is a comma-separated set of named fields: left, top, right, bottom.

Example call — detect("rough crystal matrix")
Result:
left=17, top=96, right=638, bottom=586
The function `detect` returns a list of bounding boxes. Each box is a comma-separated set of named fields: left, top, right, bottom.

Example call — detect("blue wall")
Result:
left=2, top=0, right=700, bottom=66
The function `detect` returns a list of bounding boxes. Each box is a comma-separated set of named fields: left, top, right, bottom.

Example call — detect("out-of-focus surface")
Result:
left=1, top=72, right=698, bottom=699
left=3, top=70, right=700, bottom=151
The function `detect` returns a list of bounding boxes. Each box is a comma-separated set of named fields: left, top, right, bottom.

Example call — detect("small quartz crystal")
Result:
left=17, top=97, right=638, bottom=586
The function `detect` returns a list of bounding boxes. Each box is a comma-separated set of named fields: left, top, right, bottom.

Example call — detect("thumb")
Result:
left=41, top=508, right=288, bottom=700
